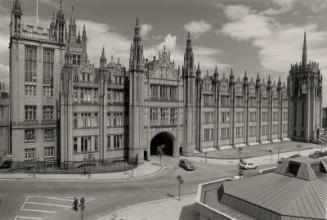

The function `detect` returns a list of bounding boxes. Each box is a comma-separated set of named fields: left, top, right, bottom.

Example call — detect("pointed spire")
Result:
left=60, top=0, right=63, bottom=10
left=100, top=47, right=107, bottom=67
left=12, top=0, right=22, bottom=14
left=244, top=70, right=248, bottom=83
left=302, top=31, right=307, bottom=67
left=230, top=68, right=234, bottom=81
left=196, top=62, right=201, bottom=78
left=268, top=74, right=271, bottom=84
left=215, top=66, right=218, bottom=74
left=183, top=32, right=194, bottom=76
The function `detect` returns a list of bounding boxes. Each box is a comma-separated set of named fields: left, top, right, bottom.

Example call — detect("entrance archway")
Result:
left=150, top=132, right=174, bottom=156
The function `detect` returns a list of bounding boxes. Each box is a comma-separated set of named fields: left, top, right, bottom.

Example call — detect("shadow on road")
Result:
left=178, top=203, right=198, bottom=220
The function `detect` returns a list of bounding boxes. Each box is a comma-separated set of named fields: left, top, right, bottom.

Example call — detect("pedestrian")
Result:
left=80, top=196, right=85, bottom=209
left=73, top=197, right=78, bottom=211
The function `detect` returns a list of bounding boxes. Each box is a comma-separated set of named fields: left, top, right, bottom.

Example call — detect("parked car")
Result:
left=288, top=154, right=300, bottom=159
left=179, top=159, right=195, bottom=171
left=239, top=161, right=258, bottom=170
left=309, top=151, right=327, bottom=159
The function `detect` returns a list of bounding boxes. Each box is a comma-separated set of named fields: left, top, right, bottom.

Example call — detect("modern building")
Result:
left=6, top=0, right=324, bottom=164
left=288, top=32, right=323, bottom=143
left=197, top=156, right=327, bottom=220
left=0, top=81, right=10, bottom=159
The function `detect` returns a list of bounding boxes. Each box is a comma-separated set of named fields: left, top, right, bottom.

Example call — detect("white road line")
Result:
left=15, top=216, right=42, bottom=220
left=25, top=201, right=71, bottom=208
left=29, top=196, right=73, bottom=202
left=21, top=208, right=56, bottom=214
left=20, top=196, right=30, bottom=210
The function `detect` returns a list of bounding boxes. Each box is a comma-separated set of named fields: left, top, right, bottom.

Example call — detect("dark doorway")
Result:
left=144, top=151, right=148, bottom=161
left=150, top=132, right=174, bottom=156
left=179, top=147, right=183, bottom=156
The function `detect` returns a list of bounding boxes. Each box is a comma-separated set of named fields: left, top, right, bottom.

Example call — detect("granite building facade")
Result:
left=6, top=0, right=315, bottom=163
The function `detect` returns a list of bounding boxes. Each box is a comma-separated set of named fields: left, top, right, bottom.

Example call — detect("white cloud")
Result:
left=76, top=20, right=131, bottom=66
left=220, top=3, right=327, bottom=105
left=263, top=0, right=296, bottom=15
left=140, top=23, right=153, bottom=37
left=184, top=20, right=212, bottom=38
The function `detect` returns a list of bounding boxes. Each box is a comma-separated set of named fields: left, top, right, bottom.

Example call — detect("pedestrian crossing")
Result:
left=15, top=195, right=95, bottom=220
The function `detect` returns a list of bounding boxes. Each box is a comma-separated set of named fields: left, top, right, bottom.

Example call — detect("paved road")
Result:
left=0, top=156, right=239, bottom=220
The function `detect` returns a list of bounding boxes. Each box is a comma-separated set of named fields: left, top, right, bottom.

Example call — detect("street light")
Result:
left=176, top=175, right=184, bottom=201
left=238, top=148, right=243, bottom=162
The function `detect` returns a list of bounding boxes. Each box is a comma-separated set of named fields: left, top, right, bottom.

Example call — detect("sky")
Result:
left=0, top=0, right=327, bottom=105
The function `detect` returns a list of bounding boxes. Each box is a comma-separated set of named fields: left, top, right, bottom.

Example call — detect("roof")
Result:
left=220, top=157, right=327, bottom=219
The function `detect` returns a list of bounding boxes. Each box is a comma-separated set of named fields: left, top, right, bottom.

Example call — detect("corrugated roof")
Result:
left=222, top=172, right=327, bottom=219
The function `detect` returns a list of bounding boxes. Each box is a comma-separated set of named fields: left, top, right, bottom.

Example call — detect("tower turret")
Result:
left=69, top=5, right=77, bottom=39
left=56, top=0, right=65, bottom=44
left=11, top=0, right=23, bottom=36
left=129, top=18, right=144, bottom=72
left=183, top=32, right=194, bottom=76
left=196, top=63, right=201, bottom=78
left=81, top=25, right=88, bottom=65
left=100, top=47, right=107, bottom=68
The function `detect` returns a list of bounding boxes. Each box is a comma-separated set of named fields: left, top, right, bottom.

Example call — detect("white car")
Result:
left=239, top=161, right=258, bottom=170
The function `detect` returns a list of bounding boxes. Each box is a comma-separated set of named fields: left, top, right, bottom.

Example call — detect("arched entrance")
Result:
left=150, top=132, right=174, bottom=156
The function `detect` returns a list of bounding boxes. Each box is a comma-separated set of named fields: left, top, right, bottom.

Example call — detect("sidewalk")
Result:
left=199, top=141, right=321, bottom=159
left=0, top=161, right=164, bottom=181
left=98, top=194, right=197, bottom=220
left=187, top=146, right=327, bottom=166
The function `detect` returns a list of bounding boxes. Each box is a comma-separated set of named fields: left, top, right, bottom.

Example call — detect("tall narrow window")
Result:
left=25, top=46, right=37, bottom=96
left=43, top=48, right=54, bottom=97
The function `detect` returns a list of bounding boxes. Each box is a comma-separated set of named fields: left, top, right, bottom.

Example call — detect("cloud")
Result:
left=184, top=20, right=212, bottom=38
left=220, top=3, right=327, bottom=105
left=140, top=23, right=153, bottom=37
left=263, top=0, right=296, bottom=15
left=76, top=20, right=131, bottom=66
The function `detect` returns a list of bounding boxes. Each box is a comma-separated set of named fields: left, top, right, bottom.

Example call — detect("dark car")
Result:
left=179, top=159, right=195, bottom=171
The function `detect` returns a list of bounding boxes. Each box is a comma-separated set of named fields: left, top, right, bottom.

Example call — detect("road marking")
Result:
left=20, top=196, right=30, bottom=210
left=25, top=201, right=71, bottom=208
left=21, top=209, right=56, bottom=214
left=29, top=196, right=74, bottom=202
left=15, top=215, right=42, bottom=220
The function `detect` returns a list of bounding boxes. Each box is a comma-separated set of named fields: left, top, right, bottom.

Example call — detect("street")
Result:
left=0, top=156, right=239, bottom=220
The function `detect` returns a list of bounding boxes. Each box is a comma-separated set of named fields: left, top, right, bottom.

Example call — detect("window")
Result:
left=44, top=128, right=54, bottom=141
left=250, top=97, right=256, bottom=107
left=236, top=112, right=244, bottom=123
left=160, top=108, right=169, bottom=124
left=170, top=108, right=177, bottom=125
left=43, top=106, right=54, bottom=120
left=283, top=124, right=288, bottom=134
left=25, top=148, right=35, bottom=160
left=204, top=129, right=213, bottom=141
left=25, top=105, right=37, bottom=120
left=250, top=112, right=257, bottom=122
left=273, top=125, right=279, bottom=134
left=262, top=112, right=268, bottom=122
left=151, top=84, right=158, bottom=99
left=235, top=96, right=244, bottom=107
left=25, top=129, right=35, bottom=142
left=169, top=86, right=177, bottom=100
left=94, top=136, right=98, bottom=151
left=107, top=135, right=111, bottom=150
left=262, top=97, right=268, bottom=108
left=73, top=113, right=78, bottom=128
left=25, top=46, right=37, bottom=84
left=114, top=134, right=123, bottom=149
left=221, top=112, right=230, bottom=123
left=43, top=48, right=54, bottom=97
left=204, top=112, right=213, bottom=124
left=283, top=112, right=288, bottom=121
left=262, top=125, right=268, bottom=135
left=44, top=147, right=54, bottom=158
left=221, top=95, right=229, bottom=107
left=236, top=127, right=244, bottom=138
left=221, top=128, right=230, bottom=140
left=81, top=137, right=91, bottom=152
left=250, top=126, right=257, bottom=137
left=73, top=137, right=78, bottom=153
left=203, top=95, right=213, bottom=107
left=273, top=98, right=278, bottom=108
left=273, top=112, right=278, bottom=121
left=25, top=85, right=36, bottom=96
left=150, top=108, right=159, bottom=123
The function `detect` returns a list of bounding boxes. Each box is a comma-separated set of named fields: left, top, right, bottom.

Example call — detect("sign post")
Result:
left=176, top=175, right=184, bottom=201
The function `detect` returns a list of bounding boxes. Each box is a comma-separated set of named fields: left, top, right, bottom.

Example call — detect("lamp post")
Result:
left=269, top=149, right=272, bottom=164
left=176, top=175, right=184, bottom=201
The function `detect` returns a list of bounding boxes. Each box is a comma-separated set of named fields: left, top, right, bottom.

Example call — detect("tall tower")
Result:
left=128, top=18, right=145, bottom=163
left=182, top=32, right=196, bottom=155
left=56, top=0, right=65, bottom=45
left=288, top=32, right=323, bottom=143
left=81, top=25, right=88, bottom=65
left=10, top=0, right=22, bottom=37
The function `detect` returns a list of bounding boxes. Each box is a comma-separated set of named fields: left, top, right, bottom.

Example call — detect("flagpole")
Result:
left=36, top=0, right=39, bottom=26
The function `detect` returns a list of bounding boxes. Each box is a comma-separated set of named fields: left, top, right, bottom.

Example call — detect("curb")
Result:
left=0, top=165, right=166, bottom=182
left=97, top=194, right=196, bottom=220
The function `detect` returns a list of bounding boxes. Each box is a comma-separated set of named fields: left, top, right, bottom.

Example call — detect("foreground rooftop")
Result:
left=197, top=156, right=327, bottom=220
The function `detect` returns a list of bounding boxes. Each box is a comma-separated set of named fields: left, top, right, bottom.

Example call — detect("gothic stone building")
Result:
left=5, top=0, right=321, bottom=163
